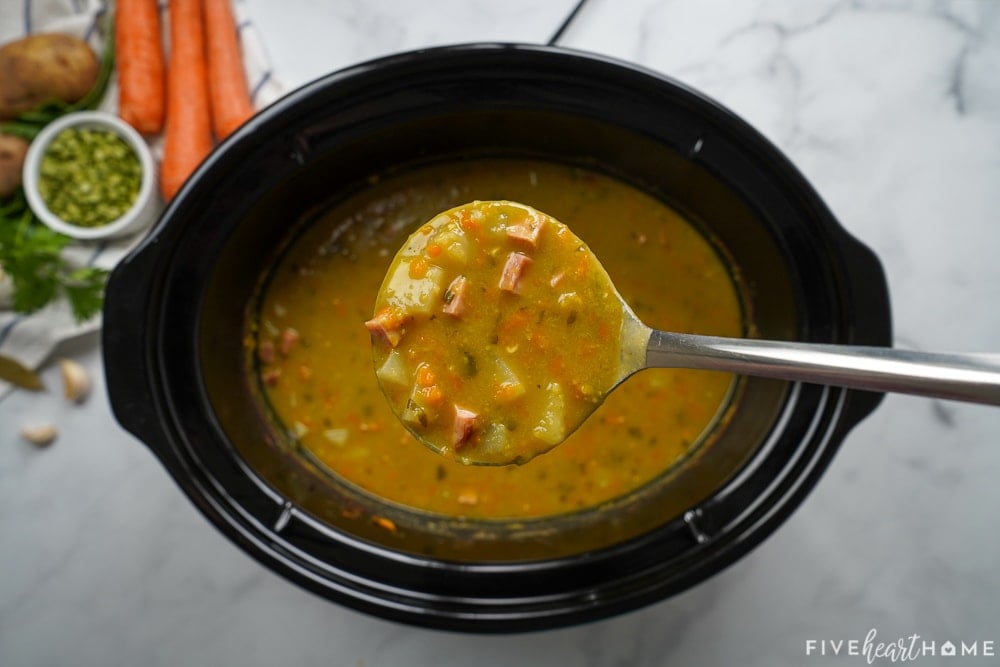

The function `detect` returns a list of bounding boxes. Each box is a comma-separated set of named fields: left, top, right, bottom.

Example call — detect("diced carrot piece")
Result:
left=547, top=356, right=564, bottom=375
left=442, top=275, right=469, bottom=316
left=497, top=309, right=531, bottom=342
left=420, top=384, right=444, bottom=407
left=460, top=212, right=480, bottom=233
left=499, top=252, right=532, bottom=294
left=358, top=420, right=382, bottom=432
left=409, top=257, right=430, bottom=279
left=603, top=413, right=626, bottom=426
left=529, top=329, right=551, bottom=350
left=416, top=363, right=437, bottom=387
left=426, top=243, right=443, bottom=258
left=372, top=516, right=397, bottom=532
left=453, top=406, right=478, bottom=449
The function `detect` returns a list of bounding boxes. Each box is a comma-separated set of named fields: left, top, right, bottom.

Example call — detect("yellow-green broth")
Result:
left=252, top=158, right=743, bottom=519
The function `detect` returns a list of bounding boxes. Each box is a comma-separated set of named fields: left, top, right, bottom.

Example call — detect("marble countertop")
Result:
left=2, top=1, right=999, bottom=665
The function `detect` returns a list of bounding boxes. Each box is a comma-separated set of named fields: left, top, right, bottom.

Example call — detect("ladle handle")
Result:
left=646, top=331, right=1000, bottom=406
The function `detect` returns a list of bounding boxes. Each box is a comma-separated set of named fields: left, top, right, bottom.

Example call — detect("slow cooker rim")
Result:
left=103, top=42, right=891, bottom=631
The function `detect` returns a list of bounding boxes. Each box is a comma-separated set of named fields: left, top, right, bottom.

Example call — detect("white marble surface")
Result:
left=2, top=1, right=999, bottom=665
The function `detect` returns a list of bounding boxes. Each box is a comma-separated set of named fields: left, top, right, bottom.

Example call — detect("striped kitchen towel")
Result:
left=0, top=0, right=285, bottom=397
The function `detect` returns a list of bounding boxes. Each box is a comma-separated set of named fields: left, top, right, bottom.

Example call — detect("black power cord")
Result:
left=547, top=0, right=591, bottom=46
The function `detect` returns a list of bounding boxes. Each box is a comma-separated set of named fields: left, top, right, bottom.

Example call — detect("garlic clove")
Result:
left=59, top=358, right=91, bottom=404
left=21, top=423, right=58, bottom=446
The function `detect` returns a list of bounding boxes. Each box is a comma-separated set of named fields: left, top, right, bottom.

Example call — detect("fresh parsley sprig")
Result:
left=0, top=190, right=107, bottom=322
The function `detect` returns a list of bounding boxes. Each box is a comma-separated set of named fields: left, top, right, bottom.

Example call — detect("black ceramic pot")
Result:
left=103, top=44, right=891, bottom=632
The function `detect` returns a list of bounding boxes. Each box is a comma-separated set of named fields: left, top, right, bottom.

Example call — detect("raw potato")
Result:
left=0, top=132, right=29, bottom=198
left=0, top=33, right=99, bottom=120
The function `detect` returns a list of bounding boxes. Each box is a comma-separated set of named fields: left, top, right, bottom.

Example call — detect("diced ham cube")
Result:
left=279, top=328, right=300, bottom=356
left=498, top=252, right=532, bottom=294
left=442, top=275, right=469, bottom=316
left=364, top=307, right=410, bottom=347
left=505, top=214, right=545, bottom=247
left=262, top=368, right=282, bottom=386
left=452, top=406, right=478, bottom=449
left=257, top=340, right=275, bottom=364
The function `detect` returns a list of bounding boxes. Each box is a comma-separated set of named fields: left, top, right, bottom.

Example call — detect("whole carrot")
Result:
left=160, top=0, right=213, bottom=201
left=204, top=0, right=255, bottom=140
left=116, top=0, right=165, bottom=135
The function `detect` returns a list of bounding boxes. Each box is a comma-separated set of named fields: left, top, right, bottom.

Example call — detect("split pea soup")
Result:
left=366, top=200, right=629, bottom=465
left=251, top=158, right=744, bottom=520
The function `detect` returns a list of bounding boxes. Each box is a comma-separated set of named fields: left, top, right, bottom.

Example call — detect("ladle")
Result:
left=367, top=201, right=1000, bottom=465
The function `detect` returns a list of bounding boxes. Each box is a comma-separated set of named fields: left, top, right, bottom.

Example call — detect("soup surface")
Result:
left=251, top=158, right=743, bottom=519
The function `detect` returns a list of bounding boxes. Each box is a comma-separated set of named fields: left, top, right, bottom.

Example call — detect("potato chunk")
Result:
left=532, top=382, right=566, bottom=446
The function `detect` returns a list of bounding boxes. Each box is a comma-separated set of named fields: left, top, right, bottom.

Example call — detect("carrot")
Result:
left=160, top=0, right=213, bottom=201
left=460, top=213, right=481, bottom=234
left=498, top=309, right=531, bottom=338
left=419, top=385, right=444, bottom=407
left=116, top=0, right=165, bottom=135
left=408, top=257, right=430, bottom=279
left=203, top=0, right=255, bottom=139
left=416, top=364, right=436, bottom=387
